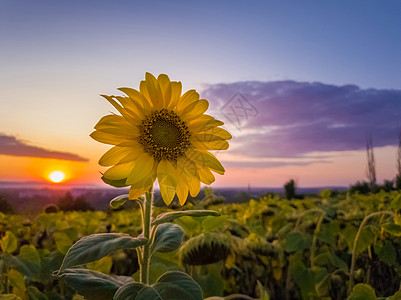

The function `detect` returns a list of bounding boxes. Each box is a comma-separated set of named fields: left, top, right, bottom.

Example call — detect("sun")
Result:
left=48, top=170, right=66, bottom=183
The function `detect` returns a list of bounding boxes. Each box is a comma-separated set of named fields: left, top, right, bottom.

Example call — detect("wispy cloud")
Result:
left=202, top=81, right=401, bottom=166
left=221, top=160, right=329, bottom=169
left=0, top=133, right=89, bottom=162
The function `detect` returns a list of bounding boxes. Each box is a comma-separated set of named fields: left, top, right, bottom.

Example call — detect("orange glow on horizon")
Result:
left=48, top=170, right=66, bottom=183
left=0, top=155, right=94, bottom=184
left=0, top=145, right=398, bottom=188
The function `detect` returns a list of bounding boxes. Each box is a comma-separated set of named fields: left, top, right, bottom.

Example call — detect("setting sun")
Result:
left=48, top=170, right=66, bottom=183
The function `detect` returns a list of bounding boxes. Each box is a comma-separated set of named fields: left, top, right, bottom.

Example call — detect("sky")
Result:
left=0, top=0, right=400, bottom=188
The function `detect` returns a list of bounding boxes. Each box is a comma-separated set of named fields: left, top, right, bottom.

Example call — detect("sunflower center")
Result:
left=139, top=109, right=190, bottom=161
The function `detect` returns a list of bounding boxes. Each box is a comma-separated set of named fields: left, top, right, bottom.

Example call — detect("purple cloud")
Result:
left=221, top=160, right=330, bottom=169
left=0, top=133, right=89, bottom=162
left=202, top=81, right=401, bottom=160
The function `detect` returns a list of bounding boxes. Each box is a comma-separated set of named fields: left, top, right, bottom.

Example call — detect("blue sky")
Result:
left=0, top=0, right=400, bottom=186
left=1, top=0, right=400, bottom=88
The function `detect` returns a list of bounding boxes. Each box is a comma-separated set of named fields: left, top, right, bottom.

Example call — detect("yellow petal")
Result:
left=99, top=146, right=140, bottom=167
left=145, top=72, right=163, bottom=110
left=157, top=74, right=172, bottom=107
left=94, top=114, right=125, bottom=128
left=177, top=157, right=200, bottom=197
left=167, top=81, right=182, bottom=109
left=130, top=165, right=157, bottom=189
left=95, top=122, right=140, bottom=138
left=186, top=149, right=225, bottom=175
left=100, top=95, right=126, bottom=116
left=115, top=96, right=146, bottom=120
left=90, top=131, right=127, bottom=145
left=175, top=172, right=188, bottom=206
left=157, top=74, right=170, bottom=91
left=188, top=176, right=201, bottom=197
left=176, top=89, right=199, bottom=112
left=181, top=99, right=209, bottom=121
left=191, top=139, right=229, bottom=151
left=126, top=153, right=155, bottom=185
left=197, top=166, right=215, bottom=185
left=140, top=80, right=153, bottom=107
left=129, top=184, right=152, bottom=200
left=188, top=115, right=224, bottom=132
left=118, top=140, right=144, bottom=147
left=103, top=161, right=135, bottom=180
left=201, top=127, right=232, bottom=140
left=118, top=88, right=151, bottom=113
left=118, top=148, right=143, bottom=164
left=191, top=133, right=227, bottom=143
left=157, top=159, right=178, bottom=205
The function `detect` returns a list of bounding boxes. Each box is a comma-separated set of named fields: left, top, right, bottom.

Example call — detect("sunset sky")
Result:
left=1, top=0, right=401, bottom=188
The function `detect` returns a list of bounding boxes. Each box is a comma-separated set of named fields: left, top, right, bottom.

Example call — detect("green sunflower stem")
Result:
left=140, top=187, right=153, bottom=285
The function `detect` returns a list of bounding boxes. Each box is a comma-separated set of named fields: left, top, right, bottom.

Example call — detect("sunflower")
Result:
left=91, top=73, right=231, bottom=205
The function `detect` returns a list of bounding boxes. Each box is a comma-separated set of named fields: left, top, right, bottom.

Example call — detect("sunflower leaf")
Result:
left=114, top=282, right=146, bottom=300
left=0, top=231, right=17, bottom=254
left=348, top=283, right=376, bottom=300
left=58, top=233, right=148, bottom=271
left=59, top=268, right=133, bottom=300
left=151, top=223, right=184, bottom=253
left=101, top=176, right=129, bottom=188
left=110, top=194, right=129, bottom=209
left=152, top=210, right=220, bottom=226
left=150, top=271, right=203, bottom=300
left=113, top=271, right=203, bottom=300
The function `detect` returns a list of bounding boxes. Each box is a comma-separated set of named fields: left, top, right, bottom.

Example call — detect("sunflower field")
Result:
left=1, top=189, right=401, bottom=300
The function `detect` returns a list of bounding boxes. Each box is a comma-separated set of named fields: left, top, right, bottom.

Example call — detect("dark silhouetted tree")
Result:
left=0, top=195, right=14, bottom=214
left=396, top=128, right=401, bottom=190
left=366, top=135, right=376, bottom=188
left=284, top=179, right=296, bottom=200
left=382, top=180, right=394, bottom=192
left=57, top=192, right=74, bottom=211
left=72, top=195, right=94, bottom=211
left=57, top=192, right=93, bottom=211
left=350, top=181, right=370, bottom=194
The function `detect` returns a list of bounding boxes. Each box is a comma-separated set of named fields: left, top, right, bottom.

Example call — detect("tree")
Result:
left=350, top=181, right=370, bottom=194
left=0, top=195, right=14, bottom=214
left=57, top=192, right=74, bottom=211
left=72, top=195, right=94, bottom=211
left=396, top=128, right=401, bottom=190
left=57, top=192, right=93, bottom=212
left=366, top=135, right=376, bottom=188
left=284, top=179, right=296, bottom=200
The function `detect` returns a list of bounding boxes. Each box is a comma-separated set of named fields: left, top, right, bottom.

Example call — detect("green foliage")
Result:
left=151, top=223, right=184, bottom=253
left=114, top=271, right=203, bottom=300
left=109, top=194, right=129, bottom=209
left=59, top=233, right=148, bottom=271
left=2, top=190, right=401, bottom=299
left=7, top=269, right=26, bottom=292
left=101, top=176, right=129, bottom=188
left=350, top=181, right=371, bottom=194
left=348, top=283, right=376, bottom=300
left=0, top=231, right=17, bottom=253
left=374, top=241, right=397, bottom=266
left=180, top=232, right=231, bottom=266
left=59, top=268, right=133, bottom=300
left=152, top=210, right=220, bottom=226
left=257, top=281, right=270, bottom=300
left=396, top=175, right=401, bottom=190
left=280, top=231, right=312, bottom=252
left=320, top=189, right=331, bottom=200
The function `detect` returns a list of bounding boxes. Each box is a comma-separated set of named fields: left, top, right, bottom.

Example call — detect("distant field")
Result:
left=1, top=189, right=401, bottom=299
left=0, top=184, right=347, bottom=214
